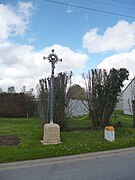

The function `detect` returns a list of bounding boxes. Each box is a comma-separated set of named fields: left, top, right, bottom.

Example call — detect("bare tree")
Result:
left=7, top=86, right=15, bottom=93
left=38, top=72, right=72, bottom=130
left=37, top=78, right=50, bottom=124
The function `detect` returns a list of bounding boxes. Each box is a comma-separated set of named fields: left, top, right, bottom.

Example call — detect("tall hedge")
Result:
left=0, top=93, right=36, bottom=118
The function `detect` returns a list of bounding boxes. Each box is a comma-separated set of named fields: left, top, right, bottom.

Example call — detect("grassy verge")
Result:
left=66, top=115, right=90, bottom=130
left=0, top=114, right=135, bottom=163
left=111, top=110, right=133, bottom=127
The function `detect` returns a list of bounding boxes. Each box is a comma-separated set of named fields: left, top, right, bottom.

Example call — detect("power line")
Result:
left=44, top=0, right=135, bottom=19
left=111, top=0, right=135, bottom=7
left=85, top=0, right=135, bottom=11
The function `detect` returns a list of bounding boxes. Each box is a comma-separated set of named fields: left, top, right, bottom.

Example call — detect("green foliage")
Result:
left=111, top=110, right=133, bottom=127
left=101, top=68, right=129, bottom=125
left=67, top=84, right=86, bottom=100
left=65, top=115, right=90, bottom=131
left=83, top=68, right=129, bottom=129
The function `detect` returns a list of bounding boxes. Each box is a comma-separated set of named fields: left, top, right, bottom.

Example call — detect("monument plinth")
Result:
left=42, top=123, right=61, bottom=145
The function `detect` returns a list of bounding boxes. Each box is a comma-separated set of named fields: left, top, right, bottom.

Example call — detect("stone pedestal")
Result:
left=42, top=123, right=61, bottom=145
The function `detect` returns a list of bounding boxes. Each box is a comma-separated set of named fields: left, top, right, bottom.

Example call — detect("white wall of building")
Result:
left=122, top=79, right=135, bottom=115
left=115, top=99, right=123, bottom=111
left=66, top=99, right=88, bottom=117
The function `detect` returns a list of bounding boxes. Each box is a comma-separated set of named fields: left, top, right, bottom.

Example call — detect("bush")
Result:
left=0, top=93, right=36, bottom=118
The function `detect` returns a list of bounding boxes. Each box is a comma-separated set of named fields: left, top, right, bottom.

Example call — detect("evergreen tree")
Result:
left=83, top=68, right=129, bottom=129
left=67, top=84, right=85, bottom=100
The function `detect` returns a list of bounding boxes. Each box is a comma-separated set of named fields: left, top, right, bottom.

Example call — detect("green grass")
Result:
left=0, top=113, right=135, bottom=163
left=111, top=110, right=133, bottom=127
left=66, top=115, right=90, bottom=129
left=67, top=110, right=133, bottom=128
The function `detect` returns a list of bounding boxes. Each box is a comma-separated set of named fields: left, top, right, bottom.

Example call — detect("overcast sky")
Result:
left=0, top=0, right=135, bottom=93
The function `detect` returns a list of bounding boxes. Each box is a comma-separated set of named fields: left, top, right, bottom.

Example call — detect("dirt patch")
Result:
left=0, top=135, right=20, bottom=146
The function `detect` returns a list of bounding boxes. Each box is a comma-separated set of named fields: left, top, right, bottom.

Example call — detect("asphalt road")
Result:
left=1, top=148, right=135, bottom=180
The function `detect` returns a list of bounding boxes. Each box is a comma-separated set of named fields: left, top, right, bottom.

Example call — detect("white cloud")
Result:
left=47, top=44, right=88, bottom=72
left=0, top=43, right=88, bottom=92
left=83, top=21, right=135, bottom=53
left=97, top=49, right=135, bottom=70
left=97, top=49, right=135, bottom=89
left=0, top=2, right=88, bottom=92
left=97, top=49, right=135, bottom=83
left=17, top=1, right=33, bottom=17
left=72, top=75, right=86, bottom=88
left=0, top=2, right=33, bottom=43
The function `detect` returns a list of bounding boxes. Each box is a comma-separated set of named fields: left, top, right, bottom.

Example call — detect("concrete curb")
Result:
left=0, top=147, right=135, bottom=170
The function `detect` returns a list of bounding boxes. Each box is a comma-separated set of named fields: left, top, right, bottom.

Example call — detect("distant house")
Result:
left=122, top=77, right=135, bottom=115
left=115, top=95, right=123, bottom=111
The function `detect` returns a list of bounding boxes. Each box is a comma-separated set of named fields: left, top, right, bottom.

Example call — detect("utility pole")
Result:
left=43, top=49, right=62, bottom=123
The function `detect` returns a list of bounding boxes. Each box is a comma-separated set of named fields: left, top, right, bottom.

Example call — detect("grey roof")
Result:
left=122, top=77, right=135, bottom=94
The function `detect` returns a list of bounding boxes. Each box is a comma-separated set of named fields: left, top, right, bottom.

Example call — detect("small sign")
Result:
left=104, top=126, right=115, bottom=142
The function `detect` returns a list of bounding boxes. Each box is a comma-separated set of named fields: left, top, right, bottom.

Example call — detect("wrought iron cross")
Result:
left=43, top=49, right=62, bottom=123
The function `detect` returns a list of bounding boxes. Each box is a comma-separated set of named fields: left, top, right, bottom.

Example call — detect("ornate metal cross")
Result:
left=43, top=49, right=62, bottom=123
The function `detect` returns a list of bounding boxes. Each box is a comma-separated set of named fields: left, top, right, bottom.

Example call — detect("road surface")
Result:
left=1, top=148, right=135, bottom=180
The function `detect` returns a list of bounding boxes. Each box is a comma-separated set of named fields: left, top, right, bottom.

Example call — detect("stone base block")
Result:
left=42, top=123, right=61, bottom=145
